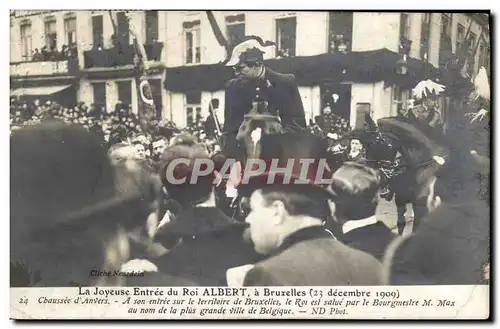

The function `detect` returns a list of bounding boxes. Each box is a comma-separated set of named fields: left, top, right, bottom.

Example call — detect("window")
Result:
left=456, top=24, right=465, bottom=53
left=420, top=13, right=431, bottom=61
left=328, top=12, right=353, bottom=53
left=226, top=14, right=245, bottom=46
left=400, top=13, right=410, bottom=39
left=399, top=13, right=411, bottom=55
left=185, top=91, right=202, bottom=126
left=92, top=83, right=106, bottom=109
left=392, top=86, right=410, bottom=117
left=45, top=20, right=57, bottom=50
left=440, top=13, right=452, bottom=37
left=467, top=32, right=477, bottom=75
left=146, top=11, right=159, bottom=44
left=117, top=80, right=132, bottom=106
left=355, top=103, right=371, bottom=129
left=276, top=16, right=296, bottom=57
left=92, top=15, right=104, bottom=49
left=468, top=32, right=477, bottom=54
left=439, top=13, right=453, bottom=68
left=183, top=20, right=201, bottom=64
left=20, top=23, right=32, bottom=60
left=478, top=43, right=486, bottom=67
left=64, top=17, right=77, bottom=46
left=485, top=47, right=490, bottom=71
left=116, top=12, right=130, bottom=47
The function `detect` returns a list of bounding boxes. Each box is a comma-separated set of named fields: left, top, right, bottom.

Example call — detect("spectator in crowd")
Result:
left=151, top=136, right=167, bottom=171
left=329, top=162, right=397, bottom=261
left=10, top=122, right=150, bottom=287
left=151, top=141, right=261, bottom=285
left=346, top=137, right=365, bottom=163
left=32, top=48, right=42, bottom=61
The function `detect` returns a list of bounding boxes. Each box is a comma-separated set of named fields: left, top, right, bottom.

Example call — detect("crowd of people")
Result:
left=10, top=97, right=355, bottom=166
left=28, top=44, right=78, bottom=62
left=10, top=98, right=224, bottom=166
left=10, top=95, right=489, bottom=288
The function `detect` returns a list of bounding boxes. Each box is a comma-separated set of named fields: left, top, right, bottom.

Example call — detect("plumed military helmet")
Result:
left=412, top=79, right=446, bottom=101
left=226, top=36, right=274, bottom=67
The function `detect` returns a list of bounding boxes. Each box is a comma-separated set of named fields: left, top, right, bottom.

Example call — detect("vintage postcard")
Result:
left=10, top=10, right=490, bottom=320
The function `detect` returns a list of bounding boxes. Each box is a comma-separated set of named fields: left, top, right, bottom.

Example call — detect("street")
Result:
left=376, top=198, right=414, bottom=236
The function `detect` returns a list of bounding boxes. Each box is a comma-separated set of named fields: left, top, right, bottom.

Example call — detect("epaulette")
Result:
left=225, top=77, right=245, bottom=88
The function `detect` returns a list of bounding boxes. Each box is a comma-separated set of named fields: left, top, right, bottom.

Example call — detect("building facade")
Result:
left=10, top=11, right=490, bottom=128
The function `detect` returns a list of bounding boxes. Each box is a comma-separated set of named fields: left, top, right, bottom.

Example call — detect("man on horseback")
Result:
left=221, top=36, right=307, bottom=160
left=378, top=79, right=449, bottom=203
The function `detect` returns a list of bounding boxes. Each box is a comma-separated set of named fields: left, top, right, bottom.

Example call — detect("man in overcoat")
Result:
left=237, top=133, right=383, bottom=286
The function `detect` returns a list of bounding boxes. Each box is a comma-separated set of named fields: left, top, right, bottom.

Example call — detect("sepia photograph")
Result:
left=9, top=9, right=491, bottom=319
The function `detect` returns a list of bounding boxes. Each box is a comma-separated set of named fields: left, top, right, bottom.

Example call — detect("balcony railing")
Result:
left=83, top=42, right=164, bottom=69
left=10, top=58, right=79, bottom=77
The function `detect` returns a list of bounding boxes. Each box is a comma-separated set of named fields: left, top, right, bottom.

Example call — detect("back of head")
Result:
left=159, top=143, right=214, bottom=208
left=108, top=143, right=138, bottom=164
left=169, top=133, right=198, bottom=147
left=329, top=162, right=381, bottom=221
left=11, top=122, right=116, bottom=234
left=10, top=122, right=134, bottom=286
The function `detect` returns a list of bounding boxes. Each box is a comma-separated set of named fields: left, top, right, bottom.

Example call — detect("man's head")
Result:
left=323, top=105, right=332, bottom=115
left=152, top=137, right=167, bottom=160
left=350, top=138, right=363, bottom=153
left=329, top=162, right=380, bottom=222
left=244, top=185, right=330, bottom=255
left=10, top=122, right=141, bottom=286
left=226, top=39, right=269, bottom=79
left=159, top=143, right=215, bottom=208
left=132, top=142, right=146, bottom=160
left=233, top=58, right=264, bottom=79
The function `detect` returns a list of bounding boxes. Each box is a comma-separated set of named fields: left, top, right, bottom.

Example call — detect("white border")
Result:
left=3, top=1, right=497, bottom=328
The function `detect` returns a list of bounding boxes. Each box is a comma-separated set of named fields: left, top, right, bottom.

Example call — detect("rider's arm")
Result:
left=223, top=80, right=241, bottom=133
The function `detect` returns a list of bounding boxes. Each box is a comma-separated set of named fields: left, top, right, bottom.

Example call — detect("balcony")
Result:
left=10, top=58, right=79, bottom=77
left=83, top=42, right=164, bottom=69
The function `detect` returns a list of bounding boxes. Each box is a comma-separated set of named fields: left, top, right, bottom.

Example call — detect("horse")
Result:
left=376, top=115, right=451, bottom=234
left=333, top=112, right=450, bottom=234
left=215, top=100, right=283, bottom=221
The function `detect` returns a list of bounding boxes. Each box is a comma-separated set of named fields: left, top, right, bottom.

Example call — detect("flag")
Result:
left=134, top=66, right=157, bottom=134
left=129, top=20, right=157, bottom=134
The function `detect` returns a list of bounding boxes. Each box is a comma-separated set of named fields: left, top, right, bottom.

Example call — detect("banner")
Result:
left=10, top=286, right=489, bottom=320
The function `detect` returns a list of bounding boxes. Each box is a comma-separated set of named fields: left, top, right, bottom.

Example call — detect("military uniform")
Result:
left=221, top=36, right=306, bottom=159
left=222, top=68, right=306, bottom=158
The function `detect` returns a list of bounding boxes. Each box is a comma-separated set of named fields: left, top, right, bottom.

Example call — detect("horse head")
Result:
left=236, top=101, right=282, bottom=159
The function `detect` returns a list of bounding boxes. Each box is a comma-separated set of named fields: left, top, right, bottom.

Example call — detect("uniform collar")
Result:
left=163, top=207, right=246, bottom=238
left=342, top=216, right=378, bottom=234
left=277, top=225, right=333, bottom=254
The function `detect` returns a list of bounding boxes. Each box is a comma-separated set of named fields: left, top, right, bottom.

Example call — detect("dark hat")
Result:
left=237, top=132, right=334, bottom=198
left=10, top=122, right=146, bottom=235
left=159, top=143, right=215, bottom=206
